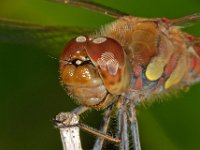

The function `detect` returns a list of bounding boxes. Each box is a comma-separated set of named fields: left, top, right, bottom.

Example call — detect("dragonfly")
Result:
left=1, top=0, right=200, bottom=150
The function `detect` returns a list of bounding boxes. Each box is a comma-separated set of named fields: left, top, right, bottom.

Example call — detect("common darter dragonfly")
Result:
left=0, top=0, right=200, bottom=150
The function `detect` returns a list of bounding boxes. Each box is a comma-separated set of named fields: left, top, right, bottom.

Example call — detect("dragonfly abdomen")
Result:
left=186, top=35, right=200, bottom=84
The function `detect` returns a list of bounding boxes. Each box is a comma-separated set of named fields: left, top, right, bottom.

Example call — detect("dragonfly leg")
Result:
left=117, top=97, right=129, bottom=150
left=70, top=105, right=120, bottom=143
left=51, top=0, right=129, bottom=18
left=92, top=105, right=113, bottom=150
left=128, top=102, right=141, bottom=150
left=122, top=108, right=129, bottom=150
left=71, top=105, right=90, bottom=115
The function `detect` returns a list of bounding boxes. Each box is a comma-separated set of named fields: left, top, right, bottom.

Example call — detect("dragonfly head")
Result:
left=60, top=35, right=131, bottom=109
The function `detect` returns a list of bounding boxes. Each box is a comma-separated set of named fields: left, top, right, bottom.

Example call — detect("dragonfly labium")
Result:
left=1, top=0, right=200, bottom=150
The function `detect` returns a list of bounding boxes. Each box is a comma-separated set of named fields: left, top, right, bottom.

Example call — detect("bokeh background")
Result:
left=0, top=0, right=200, bottom=150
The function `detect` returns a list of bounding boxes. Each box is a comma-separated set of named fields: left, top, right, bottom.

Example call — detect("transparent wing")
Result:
left=51, top=0, right=129, bottom=18
left=0, top=18, right=93, bottom=54
left=170, top=13, right=200, bottom=27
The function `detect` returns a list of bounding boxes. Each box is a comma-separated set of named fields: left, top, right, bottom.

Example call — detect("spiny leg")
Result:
left=117, top=97, right=129, bottom=150
left=128, top=102, right=141, bottom=150
left=78, top=122, right=120, bottom=143
left=92, top=105, right=113, bottom=150
left=50, top=0, right=129, bottom=18
left=122, top=108, right=129, bottom=150
left=71, top=106, right=120, bottom=143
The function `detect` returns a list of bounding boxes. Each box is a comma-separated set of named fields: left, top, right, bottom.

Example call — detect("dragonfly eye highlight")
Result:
left=76, top=36, right=87, bottom=43
left=92, top=37, right=107, bottom=44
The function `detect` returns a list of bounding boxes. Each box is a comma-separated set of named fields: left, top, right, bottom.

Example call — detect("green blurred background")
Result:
left=0, top=0, right=200, bottom=150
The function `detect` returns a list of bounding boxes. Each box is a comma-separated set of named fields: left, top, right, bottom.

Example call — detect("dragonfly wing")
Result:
left=169, top=13, right=200, bottom=27
left=51, top=0, right=129, bottom=18
left=0, top=18, right=93, bottom=55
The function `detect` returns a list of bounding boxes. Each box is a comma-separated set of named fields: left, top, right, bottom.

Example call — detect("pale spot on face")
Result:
left=75, top=36, right=87, bottom=43
left=92, top=37, right=107, bottom=44
left=75, top=60, right=82, bottom=65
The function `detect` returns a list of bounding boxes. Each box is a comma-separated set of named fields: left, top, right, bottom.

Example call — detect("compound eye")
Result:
left=86, top=37, right=125, bottom=75
left=60, top=35, right=89, bottom=62
left=86, top=37, right=127, bottom=94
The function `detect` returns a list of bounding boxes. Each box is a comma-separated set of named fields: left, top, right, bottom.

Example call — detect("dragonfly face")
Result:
left=60, top=35, right=131, bottom=109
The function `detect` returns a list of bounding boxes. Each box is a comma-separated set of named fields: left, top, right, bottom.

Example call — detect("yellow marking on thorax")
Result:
left=145, top=34, right=174, bottom=81
left=164, top=53, right=188, bottom=89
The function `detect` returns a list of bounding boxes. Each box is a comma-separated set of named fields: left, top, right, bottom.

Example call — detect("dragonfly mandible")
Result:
left=1, top=0, right=200, bottom=150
